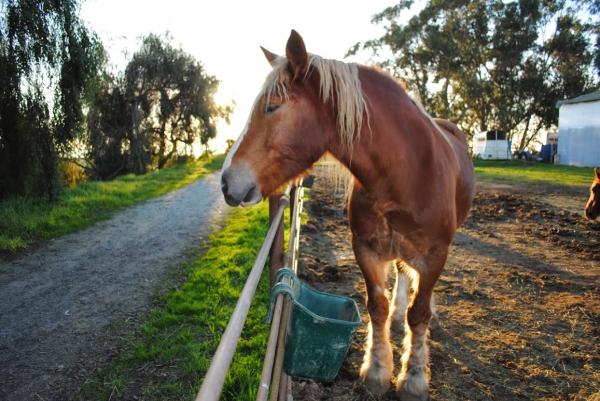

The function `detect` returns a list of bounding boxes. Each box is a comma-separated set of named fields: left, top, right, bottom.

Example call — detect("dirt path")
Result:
left=293, top=172, right=599, bottom=401
left=0, top=172, right=228, bottom=401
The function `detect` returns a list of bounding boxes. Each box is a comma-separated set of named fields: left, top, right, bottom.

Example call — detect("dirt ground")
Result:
left=292, top=172, right=599, bottom=401
left=0, top=173, right=228, bottom=401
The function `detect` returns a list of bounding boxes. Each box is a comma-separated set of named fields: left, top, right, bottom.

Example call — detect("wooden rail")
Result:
left=194, top=181, right=305, bottom=401
left=258, top=183, right=304, bottom=401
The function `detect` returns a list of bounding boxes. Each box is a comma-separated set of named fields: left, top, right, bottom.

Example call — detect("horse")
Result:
left=220, top=30, right=475, bottom=400
left=584, top=167, right=600, bottom=220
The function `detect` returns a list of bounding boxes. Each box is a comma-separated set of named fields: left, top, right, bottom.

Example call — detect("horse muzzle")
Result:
left=221, top=165, right=262, bottom=207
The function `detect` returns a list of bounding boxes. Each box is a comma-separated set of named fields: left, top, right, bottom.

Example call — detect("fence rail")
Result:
left=195, top=181, right=304, bottom=401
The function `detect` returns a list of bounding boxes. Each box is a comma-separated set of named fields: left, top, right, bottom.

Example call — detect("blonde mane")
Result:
left=262, top=54, right=369, bottom=151
left=260, top=54, right=455, bottom=152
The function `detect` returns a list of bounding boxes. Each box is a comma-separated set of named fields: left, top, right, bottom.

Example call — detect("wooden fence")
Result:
left=195, top=181, right=305, bottom=401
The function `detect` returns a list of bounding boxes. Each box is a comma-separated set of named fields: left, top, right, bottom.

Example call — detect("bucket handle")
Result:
left=266, top=268, right=297, bottom=323
left=274, top=267, right=296, bottom=285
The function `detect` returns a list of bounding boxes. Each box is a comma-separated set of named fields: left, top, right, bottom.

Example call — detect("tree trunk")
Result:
left=518, top=115, right=532, bottom=151
left=523, top=120, right=544, bottom=150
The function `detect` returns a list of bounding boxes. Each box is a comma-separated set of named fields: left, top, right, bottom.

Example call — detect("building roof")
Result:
left=556, top=91, right=600, bottom=107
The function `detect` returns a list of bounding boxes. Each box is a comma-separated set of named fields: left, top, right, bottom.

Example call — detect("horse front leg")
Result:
left=353, top=240, right=393, bottom=395
left=396, top=248, right=446, bottom=401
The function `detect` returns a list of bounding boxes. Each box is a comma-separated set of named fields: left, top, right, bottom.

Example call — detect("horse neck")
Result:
left=327, top=67, right=441, bottom=197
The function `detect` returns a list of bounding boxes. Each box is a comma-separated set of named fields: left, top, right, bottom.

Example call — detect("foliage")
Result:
left=60, top=159, right=87, bottom=187
left=76, top=201, right=280, bottom=401
left=0, top=154, right=224, bottom=255
left=474, top=159, right=594, bottom=187
left=0, top=0, right=105, bottom=199
left=86, top=76, right=132, bottom=179
left=88, top=34, right=231, bottom=179
left=353, top=0, right=599, bottom=149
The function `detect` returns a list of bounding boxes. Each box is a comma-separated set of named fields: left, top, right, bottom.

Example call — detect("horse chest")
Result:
left=351, top=206, right=431, bottom=261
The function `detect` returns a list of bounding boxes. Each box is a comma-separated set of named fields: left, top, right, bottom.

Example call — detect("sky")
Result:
left=80, top=0, right=405, bottom=153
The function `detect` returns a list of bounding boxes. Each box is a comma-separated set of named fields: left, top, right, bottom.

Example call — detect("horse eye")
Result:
left=265, top=104, right=280, bottom=113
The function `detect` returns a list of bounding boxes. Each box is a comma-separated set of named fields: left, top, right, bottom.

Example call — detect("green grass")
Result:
left=474, top=159, right=595, bottom=187
left=77, top=202, right=280, bottom=401
left=0, top=155, right=225, bottom=255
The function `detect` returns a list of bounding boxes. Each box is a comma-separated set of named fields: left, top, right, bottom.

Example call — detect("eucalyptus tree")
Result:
left=353, top=0, right=599, bottom=148
left=88, top=34, right=231, bottom=178
left=125, top=34, right=231, bottom=169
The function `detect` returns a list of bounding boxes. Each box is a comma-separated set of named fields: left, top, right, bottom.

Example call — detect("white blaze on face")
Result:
left=221, top=93, right=264, bottom=175
left=220, top=93, right=265, bottom=207
left=221, top=124, right=247, bottom=173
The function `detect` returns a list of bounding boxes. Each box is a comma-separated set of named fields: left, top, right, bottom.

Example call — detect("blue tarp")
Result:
left=537, top=144, right=557, bottom=162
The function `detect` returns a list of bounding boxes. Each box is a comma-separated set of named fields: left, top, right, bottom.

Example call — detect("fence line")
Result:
left=194, top=187, right=291, bottom=401
left=258, top=183, right=304, bottom=401
left=269, top=184, right=304, bottom=401
left=195, top=181, right=305, bottom=401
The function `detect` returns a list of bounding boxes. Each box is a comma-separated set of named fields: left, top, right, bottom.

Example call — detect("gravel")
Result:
left=0, top=172, right=228, bottom=401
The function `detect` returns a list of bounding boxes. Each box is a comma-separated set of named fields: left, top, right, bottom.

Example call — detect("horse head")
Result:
left=220, top=30, right=334, bottom=206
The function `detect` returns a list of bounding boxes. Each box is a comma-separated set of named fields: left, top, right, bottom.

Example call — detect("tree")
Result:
left=353, top=0, right=599, bottom=149
left=88, top=34, right=231, bottom=179
left=0, top=0, right=105, bottom=198
left=87, top=77, right=131, bottom=180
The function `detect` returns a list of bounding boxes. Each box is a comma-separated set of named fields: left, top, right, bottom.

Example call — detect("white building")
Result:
left=556, top=92, right=600, bottom=167
left=473, top=130, right=512, bottom=160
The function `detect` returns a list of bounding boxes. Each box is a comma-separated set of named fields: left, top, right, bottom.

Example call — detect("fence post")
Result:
left=269, top=195, right=285, bottom=286
left=289, top=186, right=297, bottom=229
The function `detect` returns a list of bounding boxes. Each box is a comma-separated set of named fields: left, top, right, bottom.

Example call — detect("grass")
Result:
left=473, top=159, right=595, bottom=187
left=77, top=201, right=282, bottom=401
left=0, top=155, right=225, bottom=255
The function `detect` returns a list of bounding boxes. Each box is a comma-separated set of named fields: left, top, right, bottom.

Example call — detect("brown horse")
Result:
left=221, top=30, right=475, bottom=400
left=585, top=167, right=600, bottom=220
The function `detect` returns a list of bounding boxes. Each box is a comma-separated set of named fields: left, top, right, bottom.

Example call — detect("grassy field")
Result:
left=77, top=202, right=279, bottom=401
left=474, top=159, right=595, bottom=187
left=0, top=155, right=224, bottom=255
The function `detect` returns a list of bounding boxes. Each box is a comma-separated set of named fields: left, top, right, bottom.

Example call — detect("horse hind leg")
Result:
left=353, top=241, right=393, bottom=395
left=429, top=290, right=440, bottom=330
left=396, top=249, right=446, bottom=401
left=389, top=261, right=439, bottom=333
left=389, top=261, right=411, bottom=333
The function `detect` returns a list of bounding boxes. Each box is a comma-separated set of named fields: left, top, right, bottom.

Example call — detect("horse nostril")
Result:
left=243, top=184, right=258, bottom=203
left=221, top=175, right=229, bottom=194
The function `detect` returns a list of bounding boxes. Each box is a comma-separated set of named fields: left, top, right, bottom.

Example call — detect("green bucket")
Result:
left=268, top=268, right=362, bottom=381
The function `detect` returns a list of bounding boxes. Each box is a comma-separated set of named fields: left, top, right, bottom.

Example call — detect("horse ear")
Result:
left=595, top=167, right=600, bottom=179
left=285, top=29, right=308, bottom=78
left=260, top=46, right=280, bottom=67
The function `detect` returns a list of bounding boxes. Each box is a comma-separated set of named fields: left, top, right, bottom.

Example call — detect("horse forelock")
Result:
left=261, top=54, right=369, bottom=152
left=262, top=56, right=290, bottom=106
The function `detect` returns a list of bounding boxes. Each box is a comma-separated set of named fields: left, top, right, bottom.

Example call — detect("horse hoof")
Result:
left=396, top=370, right=429, bottom=401
left=360, top=364, right=392, bottom=395
left=362, top=374, right=391, bottom=395
left=397, top=387, right=429, bottom=401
